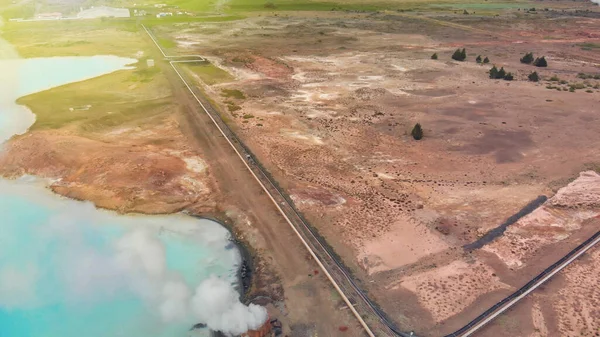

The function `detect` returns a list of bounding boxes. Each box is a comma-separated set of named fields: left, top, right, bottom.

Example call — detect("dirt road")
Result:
left=146, top=37, right=361, bottom=337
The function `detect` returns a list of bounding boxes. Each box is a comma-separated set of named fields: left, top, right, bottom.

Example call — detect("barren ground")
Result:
left=150, top=4, right=600, bottom=336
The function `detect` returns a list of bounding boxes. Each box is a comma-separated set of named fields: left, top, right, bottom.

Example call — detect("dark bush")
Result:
left=411, top=123, right=424, bottom=140
left=431, top=53, right=438, bottom=60
left=533, top=56, right=547, bottom=67
left=528, top=71, right=539, bottom=82
left=504, top=72, right=514, bottom=81
left=476, top=55, right=482, bottom=63
left=452, top=48, right=466, bottom=61
left=483, top=56, right=490, bottom=64
left=520, top=52, right=534, bottom=64
left=497, top=67, right=506, bottom=78
left=489, top=66, right=498, bottom=79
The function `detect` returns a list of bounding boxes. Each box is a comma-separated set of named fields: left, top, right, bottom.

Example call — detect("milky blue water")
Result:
left=0, top=55, right=242, bottom=337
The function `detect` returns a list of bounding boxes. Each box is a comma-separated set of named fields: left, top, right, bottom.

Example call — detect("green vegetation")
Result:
left=528, top=71, right=539, bottom=82
left=242, top=113, right=255, bottom=119
left=483, top=56, right=490, bottom=64
left=221, top=88, right=246, bottom=100
left=431, top=53, right=438, bottom=60
left=1, top=20, right=145, bottom=57
left=411, top=123, right=423, bottom=140
left=549, top=75, right=560, bottom=82
left=227, top=102, right=242, bottom=112
left=577, top=73, right=600, bottom=80
left=476, top=55, right=482, bottom=63
left=489, top=66, right=507, bottom=79
left=452, top=48, right=467, bottom=61
left=504, top=72, right=514, bottom=81
left=18, top=66, right=171, bottom=132
left=185, top=63, right=234, bottom=85
left=533, top=56, right=547, bottom=67
left=578, top=43, right=600, bottom=51
left=158, top=37, right=177, bottom=49
left=520, top=52, right=534, bottom=64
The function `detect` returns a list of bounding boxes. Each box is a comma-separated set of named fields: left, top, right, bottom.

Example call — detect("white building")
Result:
left=77, top=6, right=130, bottom=19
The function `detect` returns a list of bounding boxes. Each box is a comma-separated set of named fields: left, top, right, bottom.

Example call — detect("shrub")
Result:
left=520, top=52, right=534, bottom=64
left=586, top=90, right=593, bottom=93
left=569, top=87, right=575, bottom=92
left=504, top=72, right=514, bottom=81
left=489, top=66, right=508, bottom=79
left=549, top=75, right=560, bottom=81
left=411, top=123, right=424, bottom=140
left=483, top=56, right=490, bottom=64
left=528, top=71, right=539, bottom=82
left=452, top=48, right=467, bottom=61
left=533, top=56, right=548, bottom=67
left=431, top=53, right=438, bottom=60
left=476, top=55, right=482, bottom=63
left=497, top=67, right=506, bottom=79
left=489, top=66, right=499, bottom=79
left=264, top=1, right=276, bottom=9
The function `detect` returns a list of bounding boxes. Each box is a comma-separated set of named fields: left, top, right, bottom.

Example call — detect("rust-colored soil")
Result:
left=153, top=5, right=600, bottom=336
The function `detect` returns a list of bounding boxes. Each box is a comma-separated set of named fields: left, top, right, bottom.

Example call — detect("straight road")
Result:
left=141, top=24, right=406, bottom=337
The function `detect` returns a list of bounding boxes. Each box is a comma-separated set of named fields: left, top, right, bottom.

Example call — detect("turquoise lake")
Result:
left=0, top=55, right=248, bottom=336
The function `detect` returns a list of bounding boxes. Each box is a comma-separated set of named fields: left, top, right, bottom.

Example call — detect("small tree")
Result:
left=528, top=71, right=539, bottom=82
left=483, top=56, right=490, bottom=64
left=411, top=123, right=424, bottom=140
left=489, top=66, right=499, bottom=79
left=497, top=67, right=506, bottom=78
left=533, top=56, right=547, bottom=67
left=431, top=53, right=438, bottom=60
left=452, top=48, right=466, bottom=61
left=504, top=72, right=514, bottom=81
left=520, top=52, right=534, bottom=64
left=476, top=55, right=482, bottom=63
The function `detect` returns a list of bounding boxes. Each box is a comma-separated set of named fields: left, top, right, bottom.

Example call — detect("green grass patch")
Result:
left=185, top=63, right=234, bottom=85
left=2, top=19, right=145, bottom=57
left=17, top=66, right=172, bottom=132
left=221, top=88, right=246, bottom=99
left=579, top=43, right=600, bottom=51
left=158, top=37, right=176, bottom=49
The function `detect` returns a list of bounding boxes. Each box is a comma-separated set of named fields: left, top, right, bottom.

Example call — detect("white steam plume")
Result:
left=101, top=229, right=267, bottom=334
left=0, top=186, right=267, bottom=336
left=192, top=276, right=268, bottom=335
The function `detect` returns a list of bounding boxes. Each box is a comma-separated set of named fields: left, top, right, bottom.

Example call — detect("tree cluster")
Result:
left=520, top=52, right=534, bottom=64
left=521, top=52, right=548, bottom=67
left=476, top=55, right=490, bottom=64
left=533, top=56, right=547, bottom=67
left=452, top=48, right=467, bottom=61
left=489, top=66, right=513, bottom=80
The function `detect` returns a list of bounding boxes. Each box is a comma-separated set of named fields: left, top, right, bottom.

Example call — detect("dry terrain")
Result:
left=149, top=3, right=600, bottom=336
left=0, top=21, right=363, bottom=337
